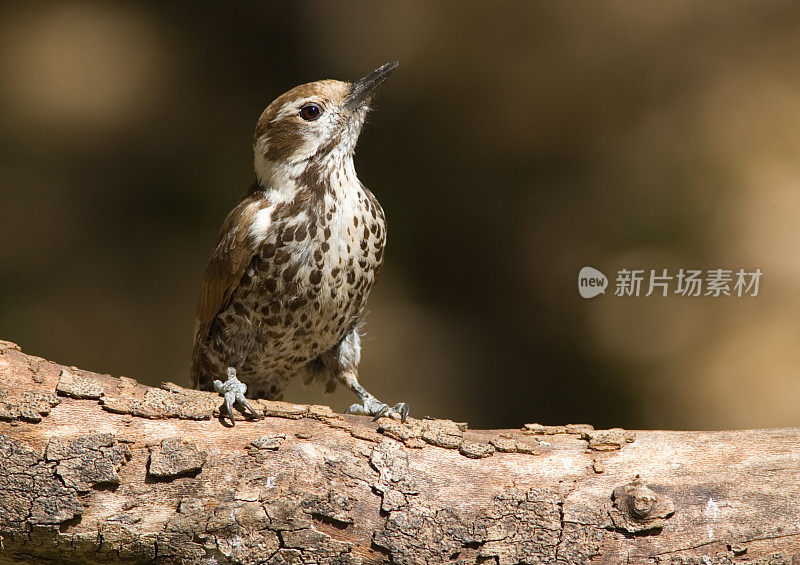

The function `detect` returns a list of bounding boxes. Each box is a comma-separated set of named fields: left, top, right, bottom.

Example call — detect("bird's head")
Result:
left=253, top=61, right=398, bottom=189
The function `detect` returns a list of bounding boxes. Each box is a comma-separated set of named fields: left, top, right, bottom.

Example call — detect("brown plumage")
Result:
left=191, top=62, right=407, bottom=423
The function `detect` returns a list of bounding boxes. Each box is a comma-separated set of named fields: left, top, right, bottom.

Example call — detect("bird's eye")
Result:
left=299, top=103, right=322, bottom=121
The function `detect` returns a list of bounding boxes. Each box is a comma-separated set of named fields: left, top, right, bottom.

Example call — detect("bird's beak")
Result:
left=345, top=61, right=398, bottom=112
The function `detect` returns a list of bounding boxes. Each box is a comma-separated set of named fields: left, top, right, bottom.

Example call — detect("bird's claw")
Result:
left=371, top=402, right=410, bottom=424
left=371, top=404, right=389, bottom=421
left=392, top=402, right=410, bottom=423
left=214, top=367, right=261, bottom=427
left=346, top=398, right=409, bottom=423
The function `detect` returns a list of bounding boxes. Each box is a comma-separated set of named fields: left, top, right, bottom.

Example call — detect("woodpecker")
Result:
left=191, top=62, right=407, bottom=426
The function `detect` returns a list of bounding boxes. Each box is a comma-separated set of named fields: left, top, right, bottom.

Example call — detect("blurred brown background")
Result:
left=2, top=1, right=799, bottom=430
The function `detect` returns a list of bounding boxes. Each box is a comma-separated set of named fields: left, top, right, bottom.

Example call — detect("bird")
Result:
left=191, top=61, right=408, bottom=426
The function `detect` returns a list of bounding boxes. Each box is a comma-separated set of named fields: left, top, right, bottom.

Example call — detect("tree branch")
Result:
left=0, top=339, right=798, bottom=564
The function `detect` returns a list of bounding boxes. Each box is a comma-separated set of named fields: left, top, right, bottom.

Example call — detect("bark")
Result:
left=0, top=340, right=799, bottom=564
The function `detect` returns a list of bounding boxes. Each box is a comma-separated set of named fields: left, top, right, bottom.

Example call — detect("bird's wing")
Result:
left=193, top=193, right=267, bottom=348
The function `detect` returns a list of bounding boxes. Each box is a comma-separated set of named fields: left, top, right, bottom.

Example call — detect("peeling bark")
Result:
left=0, top=339, right=799, bottom=564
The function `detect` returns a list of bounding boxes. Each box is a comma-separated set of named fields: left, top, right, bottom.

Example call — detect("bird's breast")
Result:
left=244, top=183, right=385, bottom=344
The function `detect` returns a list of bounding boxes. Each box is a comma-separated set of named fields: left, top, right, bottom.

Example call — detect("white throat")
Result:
left=254, top=146, right=360, bottom=195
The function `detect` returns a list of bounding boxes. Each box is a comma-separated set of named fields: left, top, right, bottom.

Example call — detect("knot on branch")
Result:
left=610, top=476, right=674, bottom=533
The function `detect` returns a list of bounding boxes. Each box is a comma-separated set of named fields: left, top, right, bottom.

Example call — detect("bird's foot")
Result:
left=213, top=367, right=261, bottom=427
left=345, top=396, right=410, bottom=423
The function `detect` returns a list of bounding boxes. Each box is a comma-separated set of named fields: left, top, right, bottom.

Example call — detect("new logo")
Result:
left=578, top=266, right=608, bottom=299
